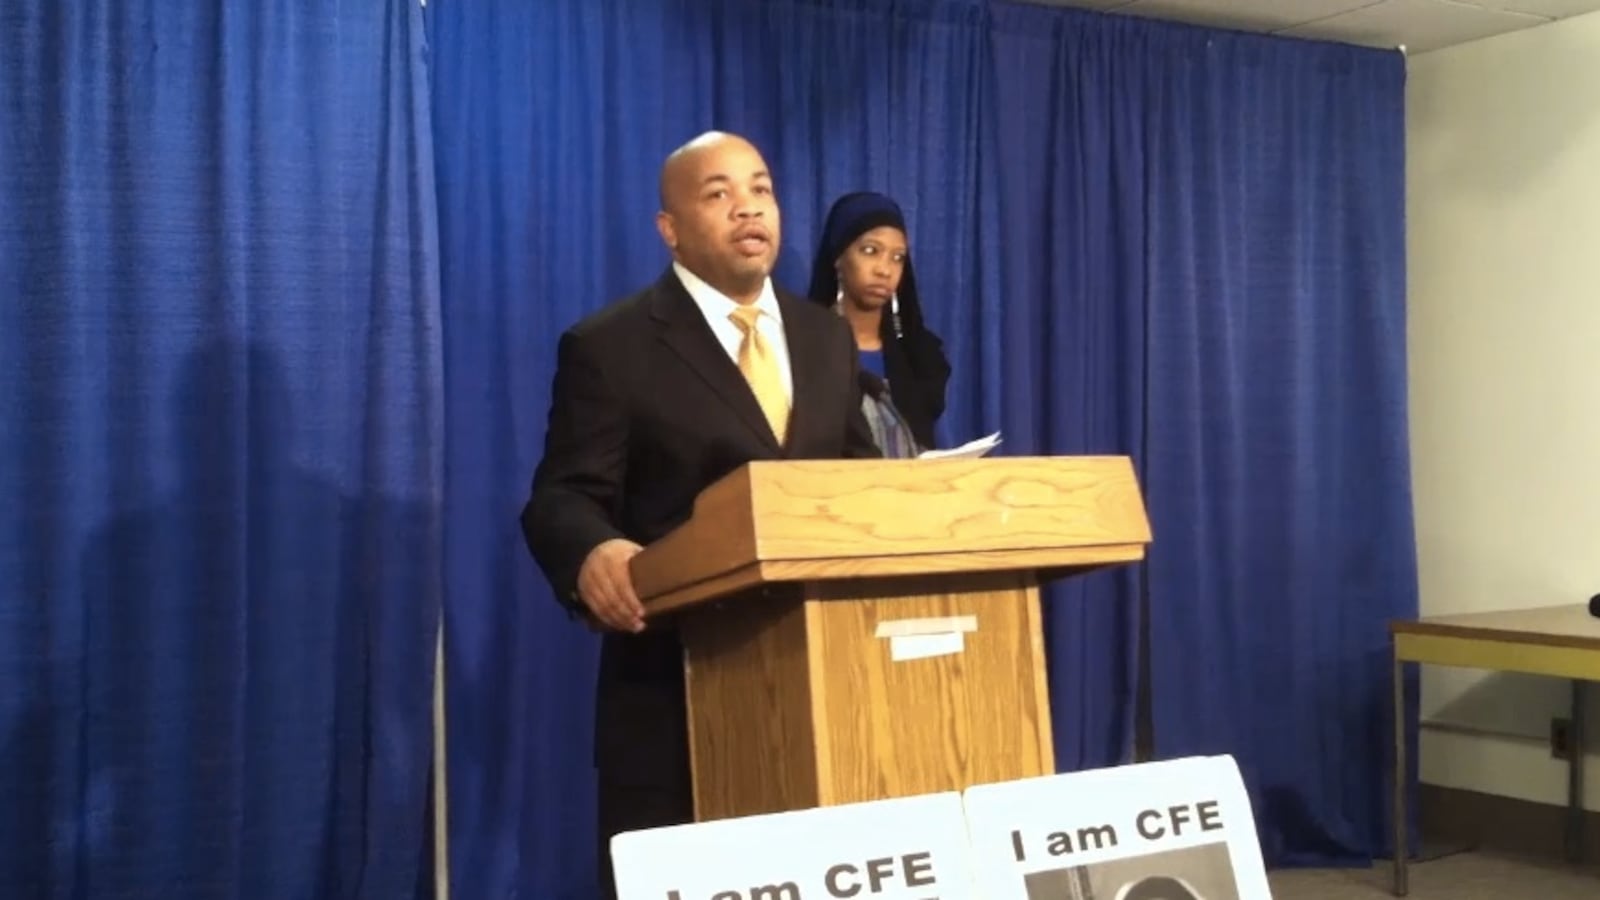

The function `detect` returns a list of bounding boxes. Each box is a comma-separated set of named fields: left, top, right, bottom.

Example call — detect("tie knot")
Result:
left=728, top=305, right=761, bottom=333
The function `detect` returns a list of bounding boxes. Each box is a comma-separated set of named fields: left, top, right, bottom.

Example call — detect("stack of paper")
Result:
left=918, top=431, right=1002, bottom=460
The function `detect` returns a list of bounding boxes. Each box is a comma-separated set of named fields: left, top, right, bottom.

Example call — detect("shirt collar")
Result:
left=673, top=261, right=782, bottom=323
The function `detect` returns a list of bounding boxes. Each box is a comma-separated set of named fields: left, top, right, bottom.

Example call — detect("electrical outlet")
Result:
left=1551, top=717, right=1572, bottom=760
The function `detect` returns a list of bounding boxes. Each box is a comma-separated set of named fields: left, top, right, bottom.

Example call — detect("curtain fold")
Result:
left=0, top=1, right=445, bottom=896
left=1140, top=31, right=1415, bottom=864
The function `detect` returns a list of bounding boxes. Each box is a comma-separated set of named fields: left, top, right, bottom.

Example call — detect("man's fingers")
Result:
left=592, top=594, right=634, bottom=632
left=584, top=571, right=643, bottom=633
left=613, top=576, right=644, bottom=618
left=599, top=567, right=645, bottom=631
left=614, top=544, right=645, bottom=612
left=577, top=572, right=619, bottom=628
left=577, top=540, right=648, bottom=633
left=600, top=605, right=637, bottom=632
left=596, top=549, right=644, bottom=624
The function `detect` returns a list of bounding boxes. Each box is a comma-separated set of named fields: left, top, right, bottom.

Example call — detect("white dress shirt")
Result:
left=673, top=261, right=794, bottom=403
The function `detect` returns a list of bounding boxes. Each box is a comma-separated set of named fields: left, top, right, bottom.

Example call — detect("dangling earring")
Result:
left=835, top=273, right=844, bottom=314
left=891, top=293, right=904, bottom=338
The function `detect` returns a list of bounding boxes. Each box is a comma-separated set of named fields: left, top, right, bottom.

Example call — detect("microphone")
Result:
left=858, top=369, right=887, bottom=401
left=1589, top=593, right=1600, bottom=618
left=857, top=368, right=921, bottom=447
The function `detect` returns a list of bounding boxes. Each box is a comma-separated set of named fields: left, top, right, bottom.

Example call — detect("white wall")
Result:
left=1407, top=13, right=1600, bottom=809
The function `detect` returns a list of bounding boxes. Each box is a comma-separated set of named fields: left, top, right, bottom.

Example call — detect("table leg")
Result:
left=1392, top=651, right=1408, bottom=897
left=1566, top=679, right=1586, bottom=864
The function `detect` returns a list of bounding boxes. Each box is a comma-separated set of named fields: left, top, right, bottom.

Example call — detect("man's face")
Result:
left=657, top=137, right=781, bottom=299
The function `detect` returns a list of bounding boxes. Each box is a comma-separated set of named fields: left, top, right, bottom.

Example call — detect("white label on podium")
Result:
left=611, top=792, right=980, bottom=900
left=890, top=631, right=964, bottom=661
left=961, top=755, right=1274, bottom=900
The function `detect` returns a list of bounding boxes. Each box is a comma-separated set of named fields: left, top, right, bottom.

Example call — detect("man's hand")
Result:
left=576, top=538, right=646, bottom=633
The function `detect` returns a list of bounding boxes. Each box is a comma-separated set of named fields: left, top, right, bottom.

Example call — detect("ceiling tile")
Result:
left=1276, top=0, right=1550, bottom=52
left=1112, top=0, right=1378, bottom=32
left=1015, top=0, right=1597, bottom=53
left=1470, top=0, right=1600, bottom=18
left=1023, top=0, right=1139, bottom=10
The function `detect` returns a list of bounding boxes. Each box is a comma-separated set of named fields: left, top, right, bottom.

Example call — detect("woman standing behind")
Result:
left=807, top=191, right=952, bottom=457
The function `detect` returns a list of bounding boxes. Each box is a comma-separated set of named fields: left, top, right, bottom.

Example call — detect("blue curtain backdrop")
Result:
left=428, top=1, right=1416, bottom=898
left=0, top=0, right=1417, bottom=896
left=0, top=1, right=444, bottom=897
left=1137, top=28, right=1416, bottom=865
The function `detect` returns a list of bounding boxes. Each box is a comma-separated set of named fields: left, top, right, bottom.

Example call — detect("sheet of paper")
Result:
left=919, top=431, right=1002, bottom=460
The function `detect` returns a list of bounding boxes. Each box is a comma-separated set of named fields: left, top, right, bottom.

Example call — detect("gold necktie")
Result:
left=728, top=306, right=790, bottom=443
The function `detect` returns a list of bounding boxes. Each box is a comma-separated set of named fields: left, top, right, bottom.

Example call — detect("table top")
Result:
left=1391, top=604, right=1600, bottom=651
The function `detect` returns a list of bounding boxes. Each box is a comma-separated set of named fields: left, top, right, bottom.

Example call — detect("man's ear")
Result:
left=656, top=211, right=677, bottom=249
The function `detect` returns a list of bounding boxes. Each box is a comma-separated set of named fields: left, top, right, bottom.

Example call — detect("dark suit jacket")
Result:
left=521, top=266, right=880, bottom=787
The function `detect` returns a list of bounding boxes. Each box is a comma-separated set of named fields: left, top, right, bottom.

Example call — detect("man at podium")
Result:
left=520, top=131, right=880, bottom=899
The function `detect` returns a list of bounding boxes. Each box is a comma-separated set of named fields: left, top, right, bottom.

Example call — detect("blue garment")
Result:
left=858, top=348, right=886, bottom=378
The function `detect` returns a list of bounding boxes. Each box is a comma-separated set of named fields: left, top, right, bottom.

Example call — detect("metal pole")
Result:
left=1392, top=651, right=1408, bottom=897
left=1566, top=680, right=1586, bottom=864
left=434, top=619, right=450, bottom=900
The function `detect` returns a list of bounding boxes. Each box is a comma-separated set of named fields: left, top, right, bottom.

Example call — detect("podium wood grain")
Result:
left=632, top=457, right=1151, bottom=824
left=680, top=572, right=1052, bottom=821
left=633, top=456, right=1149, bottom=614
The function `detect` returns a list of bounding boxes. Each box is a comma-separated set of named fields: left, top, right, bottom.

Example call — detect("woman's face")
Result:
left=835, top=225, right=908, bottom=312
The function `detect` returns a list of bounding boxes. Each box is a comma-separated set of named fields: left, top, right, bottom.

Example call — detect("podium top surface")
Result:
left=630, top=455, right=1151, bottom=612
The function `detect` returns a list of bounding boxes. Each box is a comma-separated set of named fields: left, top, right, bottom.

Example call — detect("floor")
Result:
left=1267, top=850, right=1599, bottom=898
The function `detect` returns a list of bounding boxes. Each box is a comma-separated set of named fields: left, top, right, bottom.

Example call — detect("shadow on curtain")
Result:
left=427, top=0, right=1415, bottom=897
left=0, top=1, right=444, bottom=896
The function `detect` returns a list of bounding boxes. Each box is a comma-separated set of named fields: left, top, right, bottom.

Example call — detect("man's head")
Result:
left=656, top=131, right=780, bottom=304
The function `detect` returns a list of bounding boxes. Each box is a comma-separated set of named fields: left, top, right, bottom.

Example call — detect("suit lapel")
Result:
left=650, top=269, right=783, bottom=453
left=776, top=290, right=831, bottom=457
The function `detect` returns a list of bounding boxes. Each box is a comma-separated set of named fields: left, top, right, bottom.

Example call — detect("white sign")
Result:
left=611, top=792, right=980, bottom=900
left=961, top=756, right=1273, bottom=900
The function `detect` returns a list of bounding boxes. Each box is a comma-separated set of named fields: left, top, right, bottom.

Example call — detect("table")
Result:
left=1390, top=604, right=1600, bottom=896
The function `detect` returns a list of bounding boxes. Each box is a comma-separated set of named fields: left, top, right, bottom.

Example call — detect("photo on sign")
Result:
left=1021, top=840, right=1238, bottom=900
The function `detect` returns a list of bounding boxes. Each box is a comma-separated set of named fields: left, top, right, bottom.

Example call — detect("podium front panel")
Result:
left=677, top=572, right=1055, bottom=823
left=804, top=571, right=1053, bottom=805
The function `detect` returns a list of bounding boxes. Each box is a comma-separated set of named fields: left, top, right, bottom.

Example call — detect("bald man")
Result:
left=520, top=132, right=880, bottom=898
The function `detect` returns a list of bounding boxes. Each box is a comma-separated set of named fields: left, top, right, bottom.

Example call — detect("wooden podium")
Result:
left=628, top=456, right=1152, bottom=823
